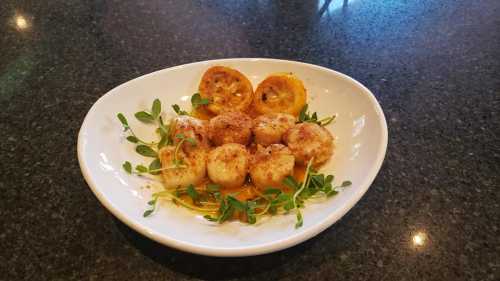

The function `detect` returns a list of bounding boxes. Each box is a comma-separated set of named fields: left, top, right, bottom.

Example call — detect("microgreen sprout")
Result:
left=298, top=104, right=337, bottom=126
left=191, top=93, right=210, bottom=108
left=172, top=133, right=197, bottom=168
left=117, top=113, right=157, bottom=146
left=172, top=104, right=189, bottom=115
left=143, top=196, right=158, bottom=217
left=122, top=158, right=183, bottom=176
left=134, top=98, right=161, bottom=123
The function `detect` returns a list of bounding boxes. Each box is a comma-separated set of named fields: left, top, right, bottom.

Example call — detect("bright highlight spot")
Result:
left=412, top=232, right=426, bottom=246
left=15, top=15, right=28, bottom=29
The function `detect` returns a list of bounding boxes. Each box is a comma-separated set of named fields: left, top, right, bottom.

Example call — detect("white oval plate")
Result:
left=78, top=58, right=387, bottom=257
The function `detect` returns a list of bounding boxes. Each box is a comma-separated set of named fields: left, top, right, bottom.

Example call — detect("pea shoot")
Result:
left=172, top=93, right=210, bottom=115
left=119, top=99, right=173, bottom=175
left=118, top=97, right=351, bottom=228
left=298, top=104, right=336, bottom=126
left=172, top=104, right=189, bottom=115
left=191, top=93, right=210, bottom=108
left=172, top=133, right=196, bottom=168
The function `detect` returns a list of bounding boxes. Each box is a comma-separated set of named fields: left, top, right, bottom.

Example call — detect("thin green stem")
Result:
left=153, top=191, right=218, bottom=213
left=127, top=126, right=158, bottom=146
left=293, top=158, right=314, bottom=211
left=173, top=138, right=186, bottom=166
left=317, top=115, right=336, bottom=126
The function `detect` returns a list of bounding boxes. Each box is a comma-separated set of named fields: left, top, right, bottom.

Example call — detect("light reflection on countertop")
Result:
left=12, top=12, right=31, bottom=31
left=412, top=231, right=427, bottom=247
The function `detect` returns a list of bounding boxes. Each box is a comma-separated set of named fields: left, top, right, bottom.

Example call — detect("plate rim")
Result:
left=77, top=58, right=388, bottom=257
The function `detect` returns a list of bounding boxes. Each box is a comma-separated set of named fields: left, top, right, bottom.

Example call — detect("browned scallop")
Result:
left=208, top=111, right=252, bottom=146
left=249, top=144, right=295, bottom=189
left=283, top=123, right=334, bottom=166
left=159, top=146, right=207, bottom=188
left=207, top=143, right=249, bottom=188
left=171, top=115, right=210, bottom=150
left=252, top=113, right=296, bottom=146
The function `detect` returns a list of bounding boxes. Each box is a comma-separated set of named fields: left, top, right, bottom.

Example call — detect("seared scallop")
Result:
left=252, top=113, right=296, bottom=146
left=283, top=122, right=334, bottom=166
left=159, top=146, right=207, bottom=188
left=249, top=144, right=295, bottom=189
left=208, top=111, right=252, bottom=146
left=207, top=143, right=249, bottom=188
left=171, top=115, right=210, bottom=150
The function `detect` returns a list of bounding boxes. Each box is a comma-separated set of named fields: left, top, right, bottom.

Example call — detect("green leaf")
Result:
left=284, top=199, right=295, bottom=211
left=295, top=212, right=303, bottom=228
left=158, top=119, right=167, bottom=136
left=227, top=196, right=246, bottom=211
left=325, top=175, right=334, bottom=183
left=219, top=207, right=234, bottom=223
left=310, top=174, right=324, bottom=188
left=296, top=104, right=334, bottom=126
left=185, top=137, right=197, bottom=146
left=211, top=191, right=221, bottom=201
left=218, top=200, right=234, bottom=223
left=246, top=201, right=257, bottom=224
left=126, top=136, right=139, bottom=143
left=175, top=133, right=185, bottom=140
left=117, top=113, right=129, bottom=127
left=327, top=190, right=338, bottom=197
left=136, top=145, right=158, bottom=158
left=247, top=200, right=257, bottom=209
left=204, top=215, right=218, bottom=222
left=172, top=158, right=184, bottom=167
left=157, top=118, right=172, bottom=149
left=151, top=99, right=161, bottom=119
left=158, top=135, right=168, bottom=149
left=263, top=188, right=282, bottom=195
left=172, top=104, right=188, bottom=115
left=319, top=115, right=336, bottom=126
left=342, top=181, right=352, bottom=187
left=147, top=199, right=157, bottom=205
left=207, top=183, right=220, bottom=192
left=311, top=112, right=318, bottom=122
left=135, top=111, right=154, bottom=123
left=299, top=105, right=308, bottom=122
left=135, top=165, right=148, bottom=173
left=172, top=104, right=180, bottom=114
left=247, top=215, right=256, bottom=224
left=282, top=176, right=301, bottom=190
left=275, top=193, right=291, bottom=203
left=322, top=183, right=333, bottom=193
left=143, top=209, right=154, bottom=217
left=148, top=158, right=161, bottom=175
left=186, top=184, right=199, bottom=201
left=158, top=117, right=171, bottom=137
left=122, top=161, right=132, bottom=174
left=191, top=93, right=210, bottom=108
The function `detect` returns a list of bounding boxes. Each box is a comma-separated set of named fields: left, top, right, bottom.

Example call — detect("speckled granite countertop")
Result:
left=1, top=0, right=499, bottom=280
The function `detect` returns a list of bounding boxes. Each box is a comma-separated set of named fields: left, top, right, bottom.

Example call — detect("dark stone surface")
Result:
left=1, top=0, right=499, bottom=280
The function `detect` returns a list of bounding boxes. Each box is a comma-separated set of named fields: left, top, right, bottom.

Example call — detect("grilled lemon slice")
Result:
left=198, top=66, right=253, bottom=115
left=253, top=73, right=307, bottom=116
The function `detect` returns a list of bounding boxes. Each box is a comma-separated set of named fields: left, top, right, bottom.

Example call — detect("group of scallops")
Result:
left=159, top=66, right=335, bottom=191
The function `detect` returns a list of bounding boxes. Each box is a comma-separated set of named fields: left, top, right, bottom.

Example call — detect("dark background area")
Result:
left=1, top=0, right=499, bottom=280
